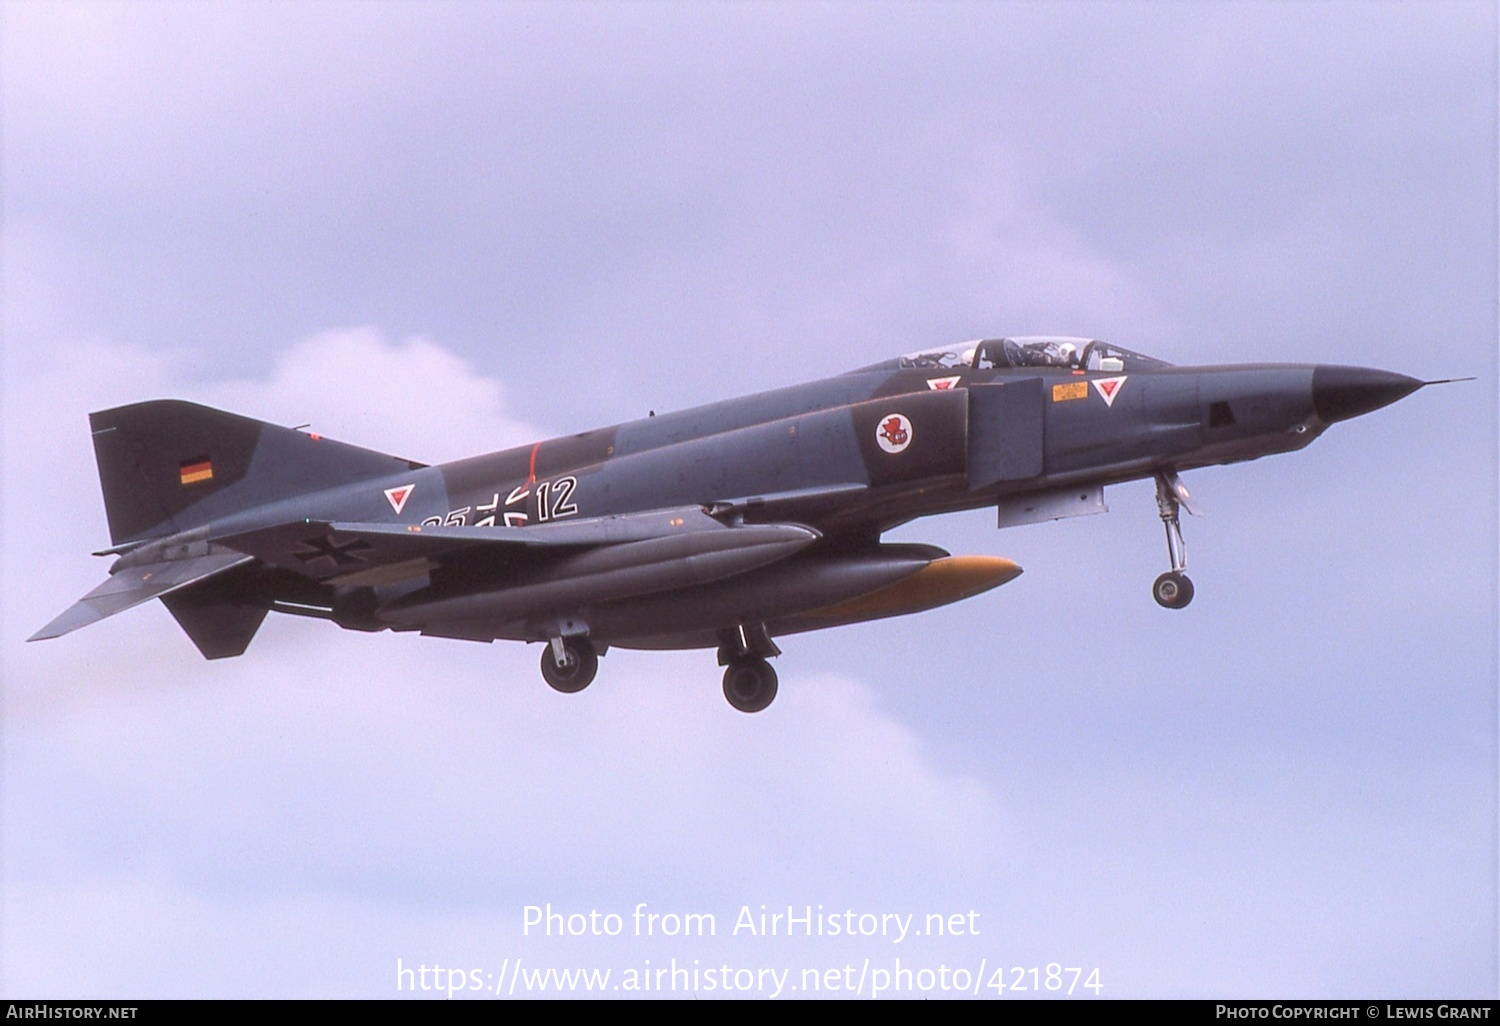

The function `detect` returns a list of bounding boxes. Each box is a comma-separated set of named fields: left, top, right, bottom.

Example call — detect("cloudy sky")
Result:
left=3, top=1, right=1495, bottom=999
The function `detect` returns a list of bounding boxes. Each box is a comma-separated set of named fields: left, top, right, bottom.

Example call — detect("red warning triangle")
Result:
left=1092, top=376, right=1128, bottom=407
left=384, top=484, right=414, bottom=515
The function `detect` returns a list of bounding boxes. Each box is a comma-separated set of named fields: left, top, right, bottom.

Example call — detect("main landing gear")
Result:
left=722, top=658, right=778, bottom=714
left=540, top=636, right=598, bottom=693
left=536, top=624, right=784, bottom=712
left=717, top=623, right=781, bottom=713
left=1152, top=470, right=1196, bottom=610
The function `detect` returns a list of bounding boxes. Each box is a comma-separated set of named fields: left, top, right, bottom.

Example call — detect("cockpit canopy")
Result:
left=897, top=337, right=1173, bottom=373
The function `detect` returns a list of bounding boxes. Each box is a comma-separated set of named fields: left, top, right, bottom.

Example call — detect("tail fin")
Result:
left=90, top=399, right=425, bottom=546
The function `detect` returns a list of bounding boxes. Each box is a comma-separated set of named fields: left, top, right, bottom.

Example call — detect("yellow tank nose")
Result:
left=806, top=555, right=1022, bottom=621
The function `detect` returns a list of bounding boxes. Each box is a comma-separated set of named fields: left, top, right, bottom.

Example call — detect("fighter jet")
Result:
left=30, top=337, right=1441, bottom=712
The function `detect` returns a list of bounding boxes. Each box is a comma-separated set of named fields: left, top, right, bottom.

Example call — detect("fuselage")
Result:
left=206, top=346, right=1411, bottom=651
left=427, top=362, right=1323, bottom=535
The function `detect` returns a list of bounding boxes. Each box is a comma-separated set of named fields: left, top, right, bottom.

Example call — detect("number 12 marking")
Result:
left=534, top=476, right=579, bottom=523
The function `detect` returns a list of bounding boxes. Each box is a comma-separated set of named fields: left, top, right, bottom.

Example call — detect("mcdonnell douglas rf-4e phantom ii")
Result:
left=32, top=337, right=1445, bottom=712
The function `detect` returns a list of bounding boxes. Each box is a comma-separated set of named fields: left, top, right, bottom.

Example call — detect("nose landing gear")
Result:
left=1153, top=471, right=1196, bottom=609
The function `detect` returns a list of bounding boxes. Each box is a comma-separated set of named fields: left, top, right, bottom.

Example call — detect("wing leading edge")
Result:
left=216, top=505, right=752, bottom=586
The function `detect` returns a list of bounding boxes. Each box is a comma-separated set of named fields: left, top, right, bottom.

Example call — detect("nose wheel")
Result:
left=1153, top=471, right=1196, bottom=609
left=1153, top=571, right=1194, bottom=609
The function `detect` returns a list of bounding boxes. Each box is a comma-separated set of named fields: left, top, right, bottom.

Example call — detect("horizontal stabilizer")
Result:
left=218, top=506, right=740, bottom=584
left=28, top=551, right=253, bottom=642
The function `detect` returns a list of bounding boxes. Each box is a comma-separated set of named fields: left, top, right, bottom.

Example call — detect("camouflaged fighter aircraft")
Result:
left=31, top=337, right=1439, bottom=712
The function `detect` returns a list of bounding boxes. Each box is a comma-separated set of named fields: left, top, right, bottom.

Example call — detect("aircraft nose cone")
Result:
left=1312, top=365, right=1424, bottom=423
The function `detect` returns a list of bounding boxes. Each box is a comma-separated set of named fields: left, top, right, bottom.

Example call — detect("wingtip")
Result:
left=27, top=606, right=93, bottom=642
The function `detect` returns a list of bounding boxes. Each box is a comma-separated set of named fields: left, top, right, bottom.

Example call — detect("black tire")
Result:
left=722, top=659, right=778, bottom=713
left=1153, top=572, right=1195, bottom=609
left=541, top=638, right=598, bottom=693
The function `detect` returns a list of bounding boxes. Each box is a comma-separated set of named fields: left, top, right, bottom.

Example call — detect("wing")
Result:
left=31, top=504, right=821, bottom=649
left=214, top=505, right=766, bottom=586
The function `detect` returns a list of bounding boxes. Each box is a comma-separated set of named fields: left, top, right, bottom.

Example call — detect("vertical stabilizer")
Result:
left=89, top=399, right=424, bottom=545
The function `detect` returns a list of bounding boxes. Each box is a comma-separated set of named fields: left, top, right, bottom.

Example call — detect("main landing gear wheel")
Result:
left=722, top=658, right=778, bottom=714
left=1153, top=571, right=1195, bottom=609
left=541, top=638, right=598, bottom=693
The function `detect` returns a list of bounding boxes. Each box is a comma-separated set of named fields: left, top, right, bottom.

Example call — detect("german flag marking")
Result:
left=179, top=457, right=213, bottom=486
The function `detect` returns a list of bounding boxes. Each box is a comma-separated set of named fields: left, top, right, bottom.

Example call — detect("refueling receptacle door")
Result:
left=967, top=379, right=1044, bottom=490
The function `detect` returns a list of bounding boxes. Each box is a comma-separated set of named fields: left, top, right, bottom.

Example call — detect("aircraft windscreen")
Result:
left=898, top=347, right=973, bottom=370
left=898, top=338, right=1173, bottom=373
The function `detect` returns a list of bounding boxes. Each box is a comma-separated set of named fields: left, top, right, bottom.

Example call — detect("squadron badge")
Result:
left=876, top=414, right=913, bottom=454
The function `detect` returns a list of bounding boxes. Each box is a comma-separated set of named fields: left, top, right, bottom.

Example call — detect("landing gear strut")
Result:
left=540, top=636, right=598, bottom=692
left=1153, top=471, right=1195, bottom=609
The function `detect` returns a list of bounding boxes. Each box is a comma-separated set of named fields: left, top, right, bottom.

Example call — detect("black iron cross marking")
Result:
left=294, top=535, right=373, bottom=569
